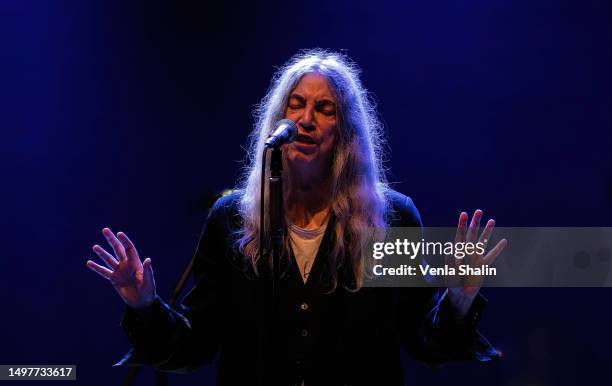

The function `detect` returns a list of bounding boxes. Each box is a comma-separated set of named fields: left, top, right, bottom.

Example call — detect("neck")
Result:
left=285, top=172, right=332, bottom=229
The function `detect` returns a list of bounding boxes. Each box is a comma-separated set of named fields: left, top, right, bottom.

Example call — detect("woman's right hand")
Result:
left=87, top=228, right=157, bottom=310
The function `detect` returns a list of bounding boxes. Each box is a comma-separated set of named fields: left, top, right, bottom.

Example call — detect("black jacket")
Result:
left=114, top=189, right=499, bottom=385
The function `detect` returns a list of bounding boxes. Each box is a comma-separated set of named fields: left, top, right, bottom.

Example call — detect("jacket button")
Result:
left=300, top=329, right=309, bottom=337
left=299, top=302, right=309, bottom=311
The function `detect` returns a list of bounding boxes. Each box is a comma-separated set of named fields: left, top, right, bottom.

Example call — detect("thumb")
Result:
left=142, top=257, right=156, bottom=293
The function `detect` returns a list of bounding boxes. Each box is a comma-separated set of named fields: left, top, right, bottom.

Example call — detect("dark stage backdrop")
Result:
left=1, top=1, right=611, bottom=385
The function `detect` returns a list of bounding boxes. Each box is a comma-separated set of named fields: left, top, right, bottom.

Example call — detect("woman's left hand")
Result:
left=445, top=209, right=507, bottom=317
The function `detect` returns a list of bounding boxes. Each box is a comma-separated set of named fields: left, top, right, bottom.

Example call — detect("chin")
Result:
left=289, top=145, right=315, bottom=158
left=286, top=149, right=318, bottom=168
left=288, top=153, right=314, bottom=165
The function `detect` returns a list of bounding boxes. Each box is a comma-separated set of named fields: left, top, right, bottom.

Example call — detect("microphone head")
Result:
left=275, top=119, right=298, bottom=141
left=265, top=119, right=298, bottom=148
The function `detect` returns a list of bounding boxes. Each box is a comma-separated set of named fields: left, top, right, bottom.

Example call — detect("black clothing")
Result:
left=115, top=190, right=499, bottom=385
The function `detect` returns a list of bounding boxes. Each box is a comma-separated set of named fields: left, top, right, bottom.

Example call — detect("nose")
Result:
left=298, top=104, right=315, bottom=132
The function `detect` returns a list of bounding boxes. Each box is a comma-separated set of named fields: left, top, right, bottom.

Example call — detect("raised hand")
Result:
left=86, top=228, right=156, bottom=310
left=446, top=209, right=508, bottom=299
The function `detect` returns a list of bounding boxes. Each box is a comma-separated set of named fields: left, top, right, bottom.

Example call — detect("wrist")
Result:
left=446, top=288, right=478, bottom=320
left=129, top=296, right=159, bottom=317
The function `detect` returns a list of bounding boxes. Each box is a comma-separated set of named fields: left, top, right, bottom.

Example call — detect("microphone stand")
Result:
left=258, top=145, right=284, bottom=386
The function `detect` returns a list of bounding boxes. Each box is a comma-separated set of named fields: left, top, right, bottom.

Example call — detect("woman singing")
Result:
left=87, top=49, right=506, bottom=386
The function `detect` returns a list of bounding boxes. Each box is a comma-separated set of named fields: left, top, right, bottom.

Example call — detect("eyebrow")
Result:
left=289, top=94, right=306, bottom=103
left=289, top=94, right=336, bottom=105
left=316, top=99, right=336, bottom=107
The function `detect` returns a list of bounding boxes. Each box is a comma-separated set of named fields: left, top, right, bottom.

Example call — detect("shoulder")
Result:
left=384, top=188, right=422, bottom=228
left=210, top=189, right=243, bottom=214
left=192, top=189, right=244, bottom=278
left=205, top=189, right=244, bottom=232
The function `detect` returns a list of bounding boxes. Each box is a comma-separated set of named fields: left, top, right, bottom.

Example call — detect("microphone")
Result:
left=264, top=119, right=298, bottom=149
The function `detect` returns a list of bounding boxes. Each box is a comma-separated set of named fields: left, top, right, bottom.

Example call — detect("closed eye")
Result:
left=288, top=94, right=305, bottom=109
left=287, top=94, right=336, bottom=116
left=316, top=100, right=336, bottom=116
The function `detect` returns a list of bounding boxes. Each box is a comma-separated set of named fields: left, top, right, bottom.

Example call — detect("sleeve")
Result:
left=399, top=287, right=500, bottom=366
left=396, top=195, right=501, bottom=366
left=113, top=195, right=233, bottom=373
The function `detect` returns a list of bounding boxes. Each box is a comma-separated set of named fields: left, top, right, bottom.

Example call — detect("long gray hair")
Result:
left=235, top=49, right=391, bottom=290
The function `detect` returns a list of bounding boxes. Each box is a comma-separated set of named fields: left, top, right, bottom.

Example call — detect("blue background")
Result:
left=1, top=0, right=611, bottom=385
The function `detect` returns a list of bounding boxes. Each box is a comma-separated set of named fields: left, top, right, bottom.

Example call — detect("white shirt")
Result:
left=288, top=218, right=328, bottom=284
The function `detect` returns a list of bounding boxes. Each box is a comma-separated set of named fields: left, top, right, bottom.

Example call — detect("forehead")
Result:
left=291, top=72, right=336, bottom=100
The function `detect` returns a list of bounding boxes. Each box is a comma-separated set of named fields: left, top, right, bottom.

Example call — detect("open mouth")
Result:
left=295, top=134, right=317, bottom=145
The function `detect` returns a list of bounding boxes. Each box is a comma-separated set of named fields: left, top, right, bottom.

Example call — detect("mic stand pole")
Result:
left=270, top=145, right=283, bottom=345
left=269, top=146, right=284, bottom=386
left=258, top=145, right=284, bottom=386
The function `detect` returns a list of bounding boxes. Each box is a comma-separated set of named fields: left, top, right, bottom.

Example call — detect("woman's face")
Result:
left=284, top=72, right=337, bottom=180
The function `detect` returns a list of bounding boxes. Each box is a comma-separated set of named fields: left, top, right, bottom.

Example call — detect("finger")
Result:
left=142, top=258, right=156, bottom=291
left=445, top=252, right=459, bottom=272
left=478, top=219, right=496, bottom=251
left=93, top=244, right=119, bottom=269
left=483, top=238, right=508, bottom=266
left=102, top=228, right=127, bottom=262
left=86, top=260, right=113, bottom=280
left=466, top=209, right=483, bottom=243
left=116, top=232, right=140, bottom=263
left=454, top=212, right=468, bottom=243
